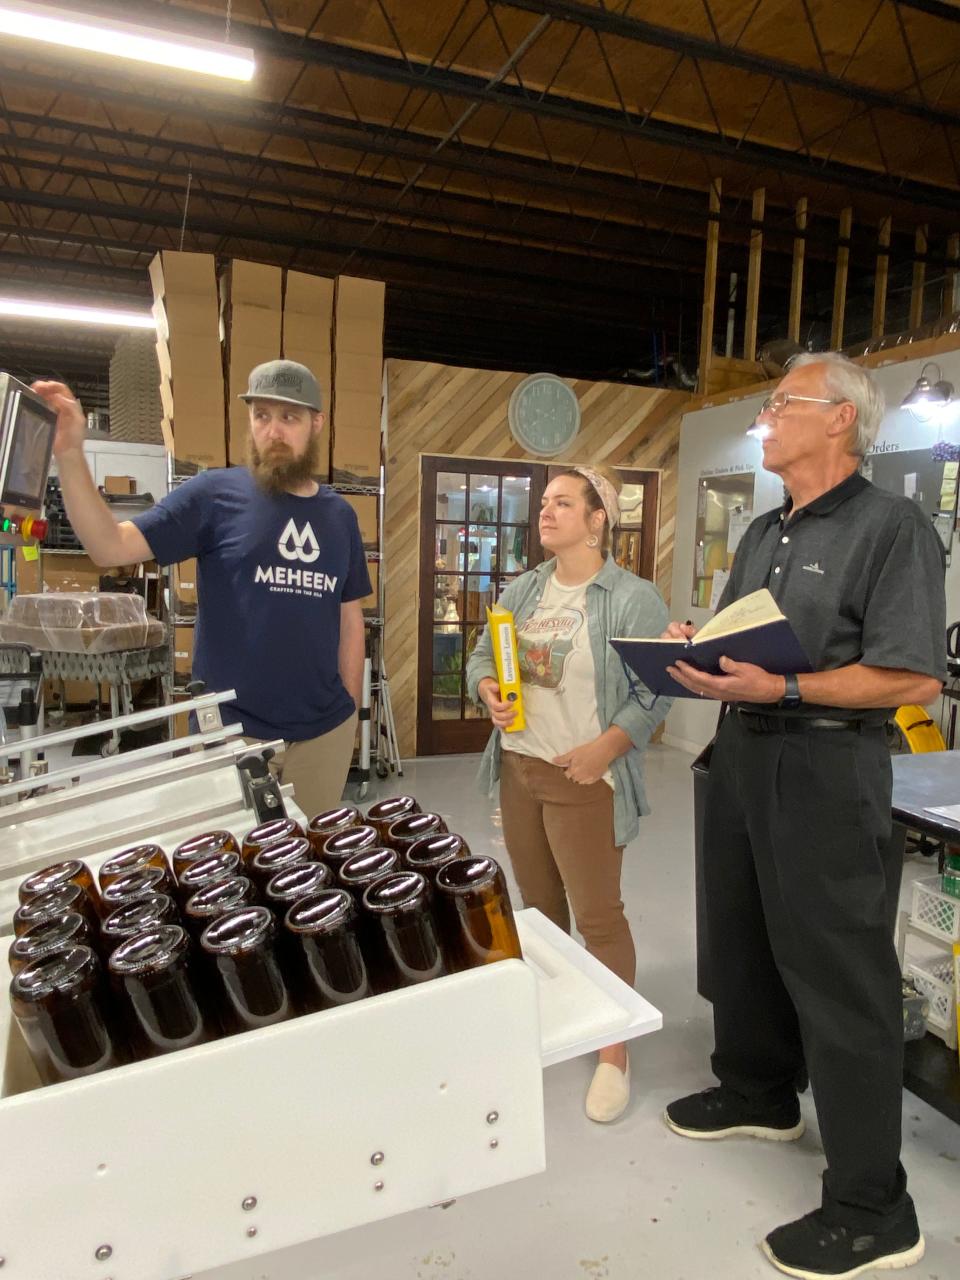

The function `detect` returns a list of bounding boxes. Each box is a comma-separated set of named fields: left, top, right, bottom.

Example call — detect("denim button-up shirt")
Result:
left=465, top=555, right=671, bottom=848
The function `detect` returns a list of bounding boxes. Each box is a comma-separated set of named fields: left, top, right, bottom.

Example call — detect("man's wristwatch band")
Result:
left=779, top=673, right=802, bottom=709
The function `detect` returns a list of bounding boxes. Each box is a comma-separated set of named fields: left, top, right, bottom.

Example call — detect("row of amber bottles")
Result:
left=8, top=796, right=522, bottom=1085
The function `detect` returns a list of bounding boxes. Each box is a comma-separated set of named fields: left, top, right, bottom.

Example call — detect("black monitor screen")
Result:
left=1, top=397, right=55, bottom=509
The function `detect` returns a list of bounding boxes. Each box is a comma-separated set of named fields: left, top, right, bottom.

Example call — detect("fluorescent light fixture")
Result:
left=0, top=1, right=255, bottom=82
left=0, top=297, right=156, bottom=328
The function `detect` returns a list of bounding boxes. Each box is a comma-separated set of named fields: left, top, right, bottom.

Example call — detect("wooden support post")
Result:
left=830, top=207, right=853, bottom=349
left=943, top=232, right=959, bottom=318
left=871, top=216, right=891, bottom=339
left=787, top=197, right=807, bottom=344
left=743, top=187, right=765, bottom=362
left=697, top=177, right=721, bottom=393
left=910, top=224, right=927, bottom=331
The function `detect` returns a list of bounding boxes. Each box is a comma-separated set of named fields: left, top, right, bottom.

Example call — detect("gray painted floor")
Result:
left=199, top=742, right=960, bottom=1280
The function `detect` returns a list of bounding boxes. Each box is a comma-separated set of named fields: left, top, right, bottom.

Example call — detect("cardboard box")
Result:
left=149, top=250, right=219, bottom=300
left=174, top=624, right=195, bottom=677
left=334, top=352, right=383, bottom=397
left=42, top=552, right=102, bottom=594
left=362, top=559, right=379, bottom=611
left=334, top=276, right=386, bottom=328
left=228, top=260, right=282, bottom=309
left=344, top=494, right=378, bottom=548
left=15, top=547, right=41, bottom=595
left=162, top=414, right=227, bottom=471
left=104, top=475, right=137, bottom=495
left=284, top=270, right=334, bottom=417
left=175, top=558, right=198, bottom=608
left=161, top=374, right=226, bottom=424
left=331, top=424, right=381, bottom=485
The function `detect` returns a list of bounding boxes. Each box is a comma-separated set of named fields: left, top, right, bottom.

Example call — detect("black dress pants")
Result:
left=702, top=710, right=912, bottom=1230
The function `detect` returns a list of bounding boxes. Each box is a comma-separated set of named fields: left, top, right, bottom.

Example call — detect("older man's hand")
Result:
left=667, top=655, right=787, bottom=703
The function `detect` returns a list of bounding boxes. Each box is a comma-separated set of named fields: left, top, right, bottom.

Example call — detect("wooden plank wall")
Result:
left=384, top=360, right=692, bottom=756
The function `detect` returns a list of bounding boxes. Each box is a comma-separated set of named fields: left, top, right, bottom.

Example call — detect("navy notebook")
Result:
left=610, top=588, right=812, bottom=699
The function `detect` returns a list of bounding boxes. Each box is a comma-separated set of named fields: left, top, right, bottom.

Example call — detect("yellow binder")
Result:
left=485, top=603, right=526, bottom=733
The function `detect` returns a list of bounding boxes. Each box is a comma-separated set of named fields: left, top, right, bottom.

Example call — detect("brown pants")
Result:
left=498, top=750, right=636, bottom=987
left=244, top=711, right=357, bottom=820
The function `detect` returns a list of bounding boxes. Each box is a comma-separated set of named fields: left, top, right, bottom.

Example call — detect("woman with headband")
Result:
left=467, top=463, right=670, bottom=1122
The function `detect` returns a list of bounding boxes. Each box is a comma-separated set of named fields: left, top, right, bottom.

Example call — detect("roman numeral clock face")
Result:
left=507, top=374, right=581, bottom=457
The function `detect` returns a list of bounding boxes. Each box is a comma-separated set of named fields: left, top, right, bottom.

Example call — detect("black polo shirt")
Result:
left=717, top=471, right=947, bottom=718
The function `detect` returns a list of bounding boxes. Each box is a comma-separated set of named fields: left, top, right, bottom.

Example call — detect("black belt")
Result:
left=735, top=708, right=883, bottom=734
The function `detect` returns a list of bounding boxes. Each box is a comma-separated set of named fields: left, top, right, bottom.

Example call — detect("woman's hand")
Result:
left=478, top=677, right=519, bottom=730
left=661, top=620, right=697, bottom=640
left=553, top=738, right=613, bottom=785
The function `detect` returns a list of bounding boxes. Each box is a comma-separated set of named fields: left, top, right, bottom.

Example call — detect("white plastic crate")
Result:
left=910, top=876, right=960, bottom=943
left=905, top=954, right=958, bottom=1048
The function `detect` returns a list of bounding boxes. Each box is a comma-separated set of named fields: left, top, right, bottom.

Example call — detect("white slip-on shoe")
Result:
left=585, top=1058, right=630, bottom=1123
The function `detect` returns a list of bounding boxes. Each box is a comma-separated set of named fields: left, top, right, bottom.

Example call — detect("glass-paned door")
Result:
left=418, top=458, right=545, bottom=754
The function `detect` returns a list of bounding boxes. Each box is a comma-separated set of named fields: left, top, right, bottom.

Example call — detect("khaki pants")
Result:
left=498, top=750, right=636, bottom=987
left=244, top=712, right=357, bottom=820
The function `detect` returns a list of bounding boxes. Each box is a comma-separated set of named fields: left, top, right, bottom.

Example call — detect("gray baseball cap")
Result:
left=239, top=359, right=322, bottom=411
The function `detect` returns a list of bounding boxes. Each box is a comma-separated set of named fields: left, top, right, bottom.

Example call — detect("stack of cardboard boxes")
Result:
left=283, top=269, right=335, bottom=478
left=149, top=250, right=226, bottom=471
left=223, top=260, right=283, bottom=466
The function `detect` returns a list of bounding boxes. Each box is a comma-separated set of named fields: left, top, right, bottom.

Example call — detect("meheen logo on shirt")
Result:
left=253, top=519, right=339, bottom=596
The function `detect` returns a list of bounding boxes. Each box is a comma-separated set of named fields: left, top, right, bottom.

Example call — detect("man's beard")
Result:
left=248, top=430, right=322, bottom=495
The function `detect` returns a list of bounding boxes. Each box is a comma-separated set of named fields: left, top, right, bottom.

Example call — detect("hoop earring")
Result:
left=585, top=534, right=600, bottom=548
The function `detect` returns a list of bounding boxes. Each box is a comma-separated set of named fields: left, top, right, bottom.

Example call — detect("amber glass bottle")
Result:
left=404, top=833, right=470, bottom=880
left=172, top=830, right=240, bottom=880
left=240, top=818, right=303, bottom=866
left=98, top=844, right=171, bottom=892
left=10, top=945, right=126, bottom=1084
left=361, top=871, right=447, bottom=992
left=305, top=806, right=362, bottom=855
left=364, top=795, right=421, bottom=844
left=321, top=825, right=380, bottom=876
left=183, top=876, right=258, bottom=940
left=264, top=861, right=334, bottom=916
left=13, top=883, right=101, bottom=938
left=383, top=813, right=448, bottom=857
left=18, top=860, right=101, bottom=915
left=200, top=906, right=292, bottom=1032
left=101, top=894, right=179, bottom=953
left=434, top=856, right=522, bottom=971
left=248, top=837, right=314, bottom=894
left=176, top=851, right=242, bottom=903
left=100, top=864, right=175, bottom=912
left=284, top=890, right=371, bottom=1010
left=337, top=848, right=400, bottom=901
left=108, top=925, right=213, bottom=1058
left=9, top=912, right=96, bottom=975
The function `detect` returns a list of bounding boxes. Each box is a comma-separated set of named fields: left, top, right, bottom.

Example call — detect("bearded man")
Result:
left=36, top=360, right=370, bottom=815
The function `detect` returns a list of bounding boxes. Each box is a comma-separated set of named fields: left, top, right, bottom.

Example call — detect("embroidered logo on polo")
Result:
left=253, top=518, right=339, bottom=598
left=278, top=519, right=320, bottom=563
left=802, top=561, right=825, bottom=575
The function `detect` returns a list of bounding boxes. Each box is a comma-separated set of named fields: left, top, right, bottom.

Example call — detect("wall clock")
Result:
left=507, top=373, right=581, bottom=457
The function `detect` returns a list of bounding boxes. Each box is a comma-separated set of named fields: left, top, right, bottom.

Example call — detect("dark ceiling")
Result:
left=3, top=0, right=960, bottom=394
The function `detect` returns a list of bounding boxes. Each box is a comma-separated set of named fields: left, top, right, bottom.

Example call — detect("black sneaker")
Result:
left=762, top=1208, right=925, bottom=1279
left=664, top=1085, right=804, bottom=1141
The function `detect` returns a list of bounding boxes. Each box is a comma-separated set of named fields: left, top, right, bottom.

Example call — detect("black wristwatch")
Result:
left=779, top=673, right=802, bottom=710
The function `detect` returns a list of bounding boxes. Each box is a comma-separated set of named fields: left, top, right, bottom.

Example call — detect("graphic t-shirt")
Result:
left=134, top=468, right=371, bottom=741
left=501, top=571, right=612, bottom=786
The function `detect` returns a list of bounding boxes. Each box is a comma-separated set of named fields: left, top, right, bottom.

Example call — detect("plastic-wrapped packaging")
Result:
left=0, top=592, right=164, bottom=653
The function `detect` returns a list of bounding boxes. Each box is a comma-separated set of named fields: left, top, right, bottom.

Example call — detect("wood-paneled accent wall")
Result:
left=384, top=360, right=692, bottom=757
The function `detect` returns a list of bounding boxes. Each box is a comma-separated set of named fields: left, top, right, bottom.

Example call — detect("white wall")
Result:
left=663, top=348, right=960, bottom=755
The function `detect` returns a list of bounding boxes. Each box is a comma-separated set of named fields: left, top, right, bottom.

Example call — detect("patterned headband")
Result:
left=573, top=466, right=621, bottom=530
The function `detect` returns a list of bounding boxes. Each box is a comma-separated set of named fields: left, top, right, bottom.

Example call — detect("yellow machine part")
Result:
left=894, top=705, right=946, bottom=753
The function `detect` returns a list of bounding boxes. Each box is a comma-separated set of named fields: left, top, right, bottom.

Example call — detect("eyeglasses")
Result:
left=757, top=392, right=844, bottom=418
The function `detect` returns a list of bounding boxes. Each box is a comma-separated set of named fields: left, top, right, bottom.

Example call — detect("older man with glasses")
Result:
left=661, top=353, right=946, bottom=1279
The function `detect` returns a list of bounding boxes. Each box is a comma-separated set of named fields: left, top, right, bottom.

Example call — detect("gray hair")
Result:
left=786, top=351, right=885, bottom=456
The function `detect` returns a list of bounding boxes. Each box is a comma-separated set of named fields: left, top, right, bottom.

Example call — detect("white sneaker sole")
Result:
left=663, top=1111, right=805, bottom=1141
left=760, top=1233, right=925, bottom=1279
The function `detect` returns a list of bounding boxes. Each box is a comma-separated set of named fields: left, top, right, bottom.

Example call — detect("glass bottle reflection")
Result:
left=9, top=912, right=96, bottom=975
left=248, top=837, right=314, bottom=895
left=200, top=906, right=291, bottom=1032
left=13, top=883, right=101, bottom=938
left=183, top=876, right=258, bottom=941
left=284, top=890, right=371, bottom=1010
left=264, top=861, right=334, bottom=917
left=99, top=844, right=171, bottom=891
left=321, top=825, right=379, bottom=876
left=364, top=795, right=421, bottom=844
left=361, top=871, right=447, bottom=992
left=100, top=864, right=175, bottom=913
left=240, top=818, right=303, bottom=866
left=18, top=860, right=101, bottom=915
left=383, top=813, right=448, bottom=857
left=305, top=806, right=362, bottom=855
left=338, top=848, right=400, bottom=902
left=172, top=830, right=240, bottom=880
left=176, top=851, right=242, bottom=904
left=434, top=856, right=522, bottom=971
left=404, top=833, right=470, bottom=880
left=10, top=945, right=126, bottom=1084
left=101, top=894, right=179, bottom=953
left=108, top=925, right=213, bottom=1058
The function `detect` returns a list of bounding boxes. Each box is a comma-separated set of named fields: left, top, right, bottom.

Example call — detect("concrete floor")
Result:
left=197, top=742, right=960, bottom=1280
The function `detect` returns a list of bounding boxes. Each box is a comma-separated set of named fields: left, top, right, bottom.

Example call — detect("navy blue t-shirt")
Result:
left=134, top=468, right=372, bottom=741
